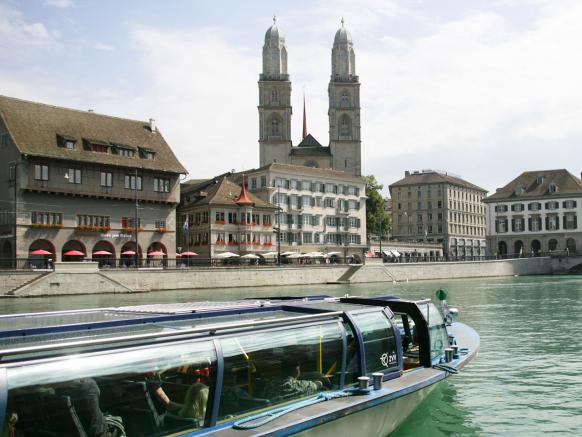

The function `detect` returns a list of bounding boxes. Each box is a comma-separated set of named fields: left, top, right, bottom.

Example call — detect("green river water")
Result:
left=1, top=275, right=581, bottom=436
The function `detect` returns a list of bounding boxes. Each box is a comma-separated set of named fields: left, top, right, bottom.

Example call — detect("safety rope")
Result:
left=232, top=388, right=370, bottom=430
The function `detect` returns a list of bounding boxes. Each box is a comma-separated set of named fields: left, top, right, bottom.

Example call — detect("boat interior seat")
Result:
left=100, top=379, right=163, bottom=436
left=8, top=390, right=88, bottom=437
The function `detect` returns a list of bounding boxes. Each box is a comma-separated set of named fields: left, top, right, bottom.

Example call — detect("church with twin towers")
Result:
left=258, top=17, right=362, bottom=176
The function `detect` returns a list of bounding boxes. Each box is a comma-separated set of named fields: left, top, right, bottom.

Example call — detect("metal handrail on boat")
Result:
left=0, top=311, right=344, bottom=362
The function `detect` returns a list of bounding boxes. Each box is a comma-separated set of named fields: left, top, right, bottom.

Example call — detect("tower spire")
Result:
left=302, top=91, right=307, bottom=140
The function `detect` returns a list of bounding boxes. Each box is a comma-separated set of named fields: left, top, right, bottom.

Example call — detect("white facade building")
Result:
left=484, top=169, right=581, bottom=256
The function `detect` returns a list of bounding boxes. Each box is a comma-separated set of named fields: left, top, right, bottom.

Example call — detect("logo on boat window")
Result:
left=380, top=352, right=397, bottom=367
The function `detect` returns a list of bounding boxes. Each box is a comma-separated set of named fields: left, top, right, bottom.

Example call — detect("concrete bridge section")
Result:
left=0, top=257, right=577, bottom=297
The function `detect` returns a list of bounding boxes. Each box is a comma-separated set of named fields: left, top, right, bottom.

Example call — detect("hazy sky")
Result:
left=2, top=0, right=581, bottom=195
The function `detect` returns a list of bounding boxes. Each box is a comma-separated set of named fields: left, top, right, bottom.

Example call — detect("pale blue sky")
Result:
left=2, top=0, right=581, bottom=195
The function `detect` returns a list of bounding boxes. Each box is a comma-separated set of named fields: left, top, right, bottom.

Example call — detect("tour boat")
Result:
left=0, top=293, right=479, bottom=436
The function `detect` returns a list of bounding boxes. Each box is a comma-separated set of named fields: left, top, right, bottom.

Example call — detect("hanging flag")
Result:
left=183, top=217, right=189, bottom=233
left=302, top=92, right=307, bottom=139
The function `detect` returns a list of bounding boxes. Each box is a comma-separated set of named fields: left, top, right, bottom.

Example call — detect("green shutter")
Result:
left=545, top=216, right=549, bottom=230
left=575, top=215, right=578, bottom=230
left=563, top=215, right=567, bottom=229
left=495, top=220, right=499, bottom=233
left=511, top=218, right=515, bottom=231
left=528, top=218, right=532, bottom=231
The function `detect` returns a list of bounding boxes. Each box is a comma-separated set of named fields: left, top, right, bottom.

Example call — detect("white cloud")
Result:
left=43, top=0, right=74, bottom=9
left=0, top=3, right=61, bottom=53
left=92, top=42, right=115, bottom=51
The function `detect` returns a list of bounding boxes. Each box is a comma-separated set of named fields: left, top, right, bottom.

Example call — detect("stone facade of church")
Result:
left=258, top=18, right=362, bottom=176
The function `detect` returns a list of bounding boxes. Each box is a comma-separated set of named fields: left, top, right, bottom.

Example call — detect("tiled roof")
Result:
left=389, top=171, right=487, bottom=192
left=182, top=177, right=276, bottom=209
left=0, top=95, right=186, bottom=174
left=247, top=163, right=364, bottom=183
left=484, top=169, right=582, bottom=202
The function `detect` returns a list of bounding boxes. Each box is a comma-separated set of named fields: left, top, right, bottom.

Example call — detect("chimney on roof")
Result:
left=149, top=118, right=156, bottom=132
left=405, top=171, right=410, bottom=177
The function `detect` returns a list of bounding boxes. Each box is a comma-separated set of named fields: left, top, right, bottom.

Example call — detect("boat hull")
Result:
left=295, top=383, right=437, bottom=437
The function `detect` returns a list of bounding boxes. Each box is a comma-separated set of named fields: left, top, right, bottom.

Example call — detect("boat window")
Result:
left=420, top=302, right=449, bottom=361
left=343, top=321, right=361, bottom=385
left=4, top=340, right=217, bottom=436
left=351, top=311, right=399, bottom=375
left=218, top=322, right=343, bottom=421
left=393, top=313, right=420, bottom=370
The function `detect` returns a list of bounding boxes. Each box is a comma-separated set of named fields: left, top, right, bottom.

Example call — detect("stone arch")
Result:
left=514, top=240, right=524, bottom=257
left=340, top=92, right=350, bottom=107
left=92, top=240, right=116, bottom=268
left=303, top=160, right=319, bottom=168
left=338, top=114, right=352, bottom=138
left=531, top=239, right=541, bottom=256
left=566, top=238, right=576, bottom=253
left=270, top=88, right=279, bottom=104
left=498, top=241, right=507, bottom=258
left=28, top=239, right=55, bottom=269
left=147, top=241, right=167, bottom=267
left=267, top=113, right=283, bottom=138
left=120, top=241, right=143, bottom=267
left=62, top=240, right=86, bottom=261
left=548, top=239, right=558, bottom=251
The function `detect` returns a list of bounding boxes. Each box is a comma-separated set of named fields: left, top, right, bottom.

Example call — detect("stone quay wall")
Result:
left=0, top=257, right=556, bottom=297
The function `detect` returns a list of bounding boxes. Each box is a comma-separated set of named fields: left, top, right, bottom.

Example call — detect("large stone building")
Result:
left=0, top=95, right=186, bottom=266
left=177, top=176, right=277, bottom=259
left=245, top=163, right=367, bottom=259
left=389, top=170, right=488, bottom=259
left=484, top=169, right=581, bottom=257
left=258, top=17, right=361, bottom=176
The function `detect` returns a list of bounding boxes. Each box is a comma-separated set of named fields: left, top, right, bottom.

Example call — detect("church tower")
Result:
left=328, top=19, right=361, bottom=176
left=259, top=16, right=292, bottom=166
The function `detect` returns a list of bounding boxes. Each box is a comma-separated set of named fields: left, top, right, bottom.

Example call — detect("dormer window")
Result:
left=548, top=183, right=558, bottom=194
left=82, top=139, right=109, bottom=153
left=138, top=147, right=155, bottom=160
left=536, top=176, right=545, bottom=185
left=56, top=134, right=76, bottom=149
left=514, top=186, right=524, bottom=195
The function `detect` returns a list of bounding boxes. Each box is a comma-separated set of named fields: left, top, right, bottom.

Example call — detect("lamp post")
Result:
left=268, top=182, right=282, bottom=267
left=379, top=214, right=383, bottom=259
left=134, top=168, right=140, bottom=269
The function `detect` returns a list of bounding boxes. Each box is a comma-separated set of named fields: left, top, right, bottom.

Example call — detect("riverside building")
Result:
left=389, top=170, right=488, bottom=259
left=177, top=176, right=277, bottom=259
left=0, top=95, right=186, bottom=266
left=484, top=169, right=582, bottom=256
left=246, top=163, right=367, bottom=259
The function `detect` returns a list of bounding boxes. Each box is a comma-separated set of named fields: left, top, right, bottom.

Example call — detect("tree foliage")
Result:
left=364, top=175, right=391, bottom=238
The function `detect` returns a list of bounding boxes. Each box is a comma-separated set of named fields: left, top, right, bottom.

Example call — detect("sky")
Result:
left=1, top=0, right=581, bottom=196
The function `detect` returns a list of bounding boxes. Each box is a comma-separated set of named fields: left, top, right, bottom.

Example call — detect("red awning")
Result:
left=180, top=251, right=199, bottom=256
left=93, top=250, right=113, bottom=256
left=121, top=250, right=136, bottom=256
left=29, top=249, right=52, bottom=255
left=147, top=250, right=166, bottom=257
left=175, top=253, right=182, bottom=257
left=64, top=250, right=85, bottom=256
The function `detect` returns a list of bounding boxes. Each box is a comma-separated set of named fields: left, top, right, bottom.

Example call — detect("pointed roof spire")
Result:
left=302, top=91, right=307, bottom=140
left=341, top=16, right=345, bottom=26
left=236, top=175, right=253, bottom=206
left=273, top=13, right=277, bottom=24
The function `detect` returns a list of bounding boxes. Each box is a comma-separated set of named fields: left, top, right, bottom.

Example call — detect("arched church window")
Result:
left=270, top=117, right=281, bottom=137
left=340, top=93, right=350, bottom=107
left=339, top=115, right=351, bottom=138
left=271, top=89, right=279, bottom=104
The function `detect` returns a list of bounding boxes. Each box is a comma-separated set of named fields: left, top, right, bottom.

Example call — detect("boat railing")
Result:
left=0, top=310, right=344, bottom=362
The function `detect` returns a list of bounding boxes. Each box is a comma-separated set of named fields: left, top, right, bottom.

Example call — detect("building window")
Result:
left=339, top=115, right=351, bottom=138
left=260, top=176, right=267, bottom=188
left=77, top=215, right=110, bottom=229
left=270, top=117, right=281, bottom=137
left=437, top=200, right=443, bottom=209
left=155, top=219, right=166, bottom=230
left=324, top=198, right=335, bottom=208
left=546, top=215, right=559, bottom=231
left=563, top=200, right=577, bottom=209
left=121, top=217, right=140, bottom=229
left=31, top=211, right=62, bottom=226
left=124, top=174, right=142, bottom=190
left=153, top=177, right=170, bottom=193
left=512, top=218, right=525, bottom=232
left=528, top=202, right=541, bottom=211
left=100, top=172, right=112, bottom=187
left=511, top=204, right=524, bottom=212
left=34, top=164, right=49, bottom=181
left=564, top=214, right=577, bottom=230
left=495, top=219, right=508, bottom=233
left=118, top=148, right=135, bottom=157
left=251, top=178, right=257, bottom=189
left=91, top=143, right=109, bottom=153
left=66, top=168, right=82, bottom=184
left=545, top=201, right=559, bottom=210
left=340, top=93, right=350, bottom=107
left=270, top=89, right=279, bottom=104
left=548, top=184, right=558, bottom=194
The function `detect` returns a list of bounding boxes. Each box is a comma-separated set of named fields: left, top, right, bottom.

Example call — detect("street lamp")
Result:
left=268, top=182, right=282, bottom=267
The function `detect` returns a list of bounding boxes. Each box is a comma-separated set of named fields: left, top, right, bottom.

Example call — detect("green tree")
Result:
left=364, top=175, right=391, bottom=239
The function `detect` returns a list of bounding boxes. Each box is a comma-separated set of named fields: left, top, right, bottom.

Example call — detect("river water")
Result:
left=2, top=275, right=581, bottom=436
